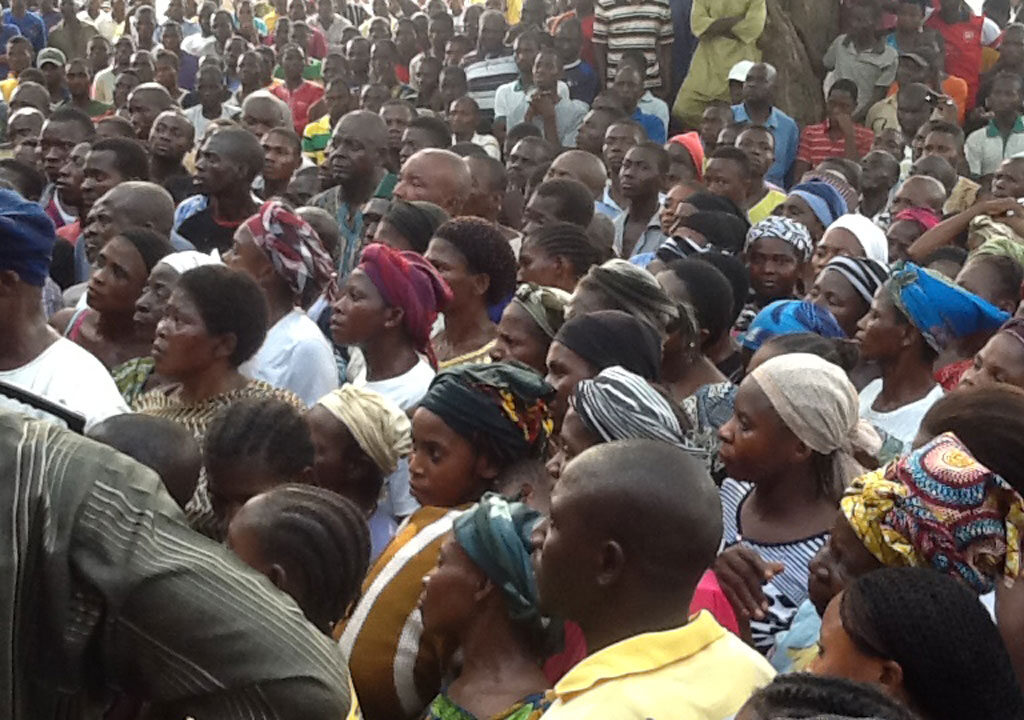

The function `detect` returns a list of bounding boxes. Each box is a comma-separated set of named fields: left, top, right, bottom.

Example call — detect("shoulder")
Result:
left=49, top=307, right=76, bottom=334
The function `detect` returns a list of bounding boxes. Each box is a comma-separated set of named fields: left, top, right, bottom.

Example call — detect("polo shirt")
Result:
left=541, top=612, right=775, bottom=720
left=631, top=107, right=666, bottom=144
left=926, top=10, right=984, bottom=106
left=592, top=0, right=672, bottom=88
left=464, top=51, right=518, bottom=117
left=563, top=59, right=598, bottom=104
left=748, top=189, right=787, bottom=225
left=796, top=120, right=874, bottom=167
left=91, top=65, right=116, bottom=104
left=612, top=205, right=665, bottom=258
left=3, top=9, right=46, bottom=52
left=823, top=34, right=898, bottom=115
left=965, top=116, right=1024, bottom=177
left=274, top=80, right=324, bottom=136
left=732, top=103, right=799, bottom=189
left=495, top=78, right=571, bottom=118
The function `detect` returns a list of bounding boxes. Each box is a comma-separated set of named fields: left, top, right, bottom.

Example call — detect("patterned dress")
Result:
left=422, top=692, right=549, bottom=720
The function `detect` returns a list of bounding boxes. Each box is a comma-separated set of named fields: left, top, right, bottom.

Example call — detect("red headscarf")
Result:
left=668, top=132, right=705, bottom=182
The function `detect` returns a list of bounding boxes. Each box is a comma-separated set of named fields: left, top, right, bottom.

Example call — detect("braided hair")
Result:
left=742, top=673, right=919, bottom=720
left=240, top=484, right=371, bottom=634
left=523, top=221, right=609, bottom=283
left=204, top=397, right=314, bottom=482
left=840, top=567, right=1024, bottom=720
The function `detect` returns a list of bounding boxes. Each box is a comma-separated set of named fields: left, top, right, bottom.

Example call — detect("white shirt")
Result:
left=858, top=378, right=944, bottom=448
left=79, top=9, right=119, bottom=40
left=494, top=79, right=570, bottom=120
left=183, top=102, right=240, bottom=142
left=637, top=90, right=669, bottom=129
left=181, top=33, right=218, bottom=58
left=0, top=337, right=128, bottom=431
left=465, top=132, right=501, bottom=159
left=965, top=118, right=1024, bottom=177
left=92, top=65, right=116, bottom=104
left=241, top=308, right=338, bottom=407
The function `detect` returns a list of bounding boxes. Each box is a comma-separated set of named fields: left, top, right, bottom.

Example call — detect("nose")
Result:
left=530, top=517, right=548, bottom=552
left=545, top=451, right=563, bottom=480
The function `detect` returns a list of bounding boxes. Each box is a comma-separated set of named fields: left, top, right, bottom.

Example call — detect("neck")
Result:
left=995, top=112, right=1018, bottom=131
left=745, top=177, right=768, bottom=207
left=263, top=175, right=290, bottom=198
left=341, top=168, right=382, bottom=206
left=361, top=331, right=420, bottom=381
left=202, top=102, right=221, bottom=117
left=150, top=154, right=184, bottom=180
left=706, top=332, right=738, bottom=367
left=748, top=459, right=824, bottom=517
left=210, top=187, right=257, bottom=222
left=452, top=607, right=546, bottom=696
left=877, top=349, right=936, bottom=406
left=454, top=127, right=473, bottom=142
left=661, top=352, right=725, bottom=398
left=0, top=308, right=58, bottom=370
left=72, top=93, right=89, bottom=107
left=285, top=74, right=303, bottom=89
left=264, top=288, right=293, bottom=327
left=582, top=594, right=694, bottom=655
left=178, top=363, right=247, bottom=403
left=744, top=99, right=770, bottom=119
left=627, top=192, right=659, bottom=219
left=96, top=308, right=140, bottom=341
left=860, top=187, right=888, bottom=217
left=442, top=302, right=493, bottom=344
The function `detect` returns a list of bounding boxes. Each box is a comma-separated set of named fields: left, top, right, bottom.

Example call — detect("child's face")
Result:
left=897, top=0, right=924, bottom=32
left=408, top=407, right=490, bottom=508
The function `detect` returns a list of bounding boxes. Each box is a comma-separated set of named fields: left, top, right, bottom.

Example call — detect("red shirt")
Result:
left=926, top=8, right=984, bottom=107
left=275, top=80, right=324, bottom=135
left=796, top=120, right=874, bottom=166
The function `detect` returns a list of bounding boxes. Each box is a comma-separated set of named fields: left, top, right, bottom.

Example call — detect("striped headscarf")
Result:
left=745, top=216, right=814, bottom=262
left=821, top=256, right=890, bottom=305
left=244, top=200, right=333, bottom=306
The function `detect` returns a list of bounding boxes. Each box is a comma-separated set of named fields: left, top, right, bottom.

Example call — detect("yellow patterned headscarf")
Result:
left=841, top=432, right=1024, bottom=593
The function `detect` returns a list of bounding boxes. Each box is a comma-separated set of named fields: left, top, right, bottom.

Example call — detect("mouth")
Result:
left=151, top=340, right=165, bottom=359
left=853, top=331, right=864, bottom=343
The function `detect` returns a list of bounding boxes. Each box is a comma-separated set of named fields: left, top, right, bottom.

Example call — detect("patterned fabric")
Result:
left=821, top=256, right=889, bottom=305
left=842, top=432, right=1024, bottom=594
left=316, top=386, right=412, bottom=475
left=246, top=200, right=333, bottom=306
left=423, top=691, right=549, bottom=720
left=592, top=0, right=673, bottom=87
left=745, top=216, right=814, bottom=262
left=512, top=283, right=571, bottom=339
left=682, top=381, right=737, bottom=480
left=0, top=188, right=56, bottom=286
left=437, top=340, right=497, bottom=370
left=111, top=355, right=156, bottom=405
left=740, top=299, right=845, bottom=352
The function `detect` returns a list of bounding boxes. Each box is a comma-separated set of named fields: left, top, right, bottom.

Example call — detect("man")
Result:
left=610, top=64, right=665, bottom=144
left=128, top=50, right=156, bottom=84
left=461, top=10, right=516, bottom=119
left=592, top=0, right=672, bottom=98
left=274, top=42, right=323, bottom=136
left=38, top=107, right=94, bottom=230
left=398, top=115, right=451, bottom=167
left=534, top=440, right=774, bottom=719
left=0, top=36, right=32, bottom=103
left=494, top=31, right=543, bottom=125
left=462, top=154, right=509, bottom=222
left=731, top=62, right=798, bottom=188
left=82, top=181, right=183, bottom=275
left=574, top=106, right=620, bottom=157
left=159, top=20, right=198, bottom=91
left=7, top=107, right=44, bottom=169
left=148, top=108, right=195, bottom=203
left=889, top=173, right=948, bottom=215
left=736, top=125, right=785, bottom=224
left=302, top=78, right=350, bottom=164
left=966, top=73, right=1024, bottom=176
left=0, top=13, right=23, bottom=82
left=260, top=127, right=304, bottom=198
left=3, top=0, right=46, bottom=53
left=522, top=177, right=594, bottom=233
left=61, top=57, right=109, bottom=117
left=369, top=38, right=415, bottom=101
left=705, top=146, right=752, bottom=214
left=132, top=4, right=156, bottom=51
left=153, top=48, right=185, bottom=104
left=449, top=95, right=500, bottom=159
left=37, top=47, right=69, bottom=106
left=48, top=0, right=98, bottom=62
left=506, top=135, right=555, bottom=194
left=158, top=0, right=200, bottom=40
left=126, top=81, right=173, bottom=143
left=555, top=16, right=596, bottom=104
left=926, top=0, right=990, bottom=107
left=601, top=119, right=644, bottom=213
left=234, top=48, right=266, bottom=105
left=544, top=148, right=612, bottom=212
left=975, top=22, right=1024, bottom=114
left=92, top=34, right=130, bottom=105
left=379, top=97, right=415, bottom=173
left=438, top=64, right=469, bottom=110
left=174, top=127, right=263, bottom=254
left=859, top=149, right=901, bottom=222
left=393, top=147, right=471, bottom=215
left=241, top=89, right=293, bottom=139
left=345, top=35, right=370, bottom=86
left=309, top=0, right=351, bottom=55
left=506, top=47, right=587, bottom=149
left=700, top=102, right=733, bottom=153
left=408, top=11, right=451, bottom=89
left=793, top=79, right=875, bottom=180
left=922, top=120, right=980, bottom=214
left=184, top=64, right=240, bottom=139
left=9, top=80, right=49, bottom=117
left=614, top=141, right=668, bottom=258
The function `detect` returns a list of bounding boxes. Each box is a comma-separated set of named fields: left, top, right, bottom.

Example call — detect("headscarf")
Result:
left=741, top=299, right=845, bottom=352
left=572, top=365, right=695, bottom=453
left=668, top=131, right=705, bottom=182
left=577, top=259, right=679, bottom=332
left=419, top=363, right=554, bottom=464
left=244, top=199, right=333, bottom=306
left=679, top=211, right=749, bottom=254
left=359, top=242, right=453, bottom=368
left=750, top=352, right=875, bottom=486
left=158, top=250, right=221, bottom=274
left=512, top=283, right=571, bottom=339
left=315, top=386, right=412, bottom=475
left=887, top=262, right=1010, bottom=352
left=0, top=188, right=55, bottom=286
left=381, top=199, right=450, bottom=254
left=841, top=432, right=1024, bottom=594
left=746, top=216, right=814, bottom=262
left=972, top=235, right=1024, bottom=267
left=554, top=310, right=663, bottom=381
left=822, top=256, right=890, bottom=306
left=802, top=170, right=859, bottom=213
left=789, top=181, right=848, bottom=228
left=893, top=205, right=941, bottom=232
left=827, top=213, right=889, bottom=266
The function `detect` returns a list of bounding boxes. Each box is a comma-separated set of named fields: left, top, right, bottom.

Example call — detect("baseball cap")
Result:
left=37, top=47, right=67, bottom=68
left=728, top=60, right=755, bottom=83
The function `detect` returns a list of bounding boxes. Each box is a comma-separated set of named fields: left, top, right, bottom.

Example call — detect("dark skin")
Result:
left=792, top=88, right=860, bottom=181
left=618, top=145, right=665, bottom=258
left=148, top=110, right=195, bottom=181
left=194, top=132, right=260, bottom=224
left=747, top=235, right=802, bottom=302
left=859, top=150, right=901, bottom=218
left=736, top=127, right=776, bottom=209
left=425, top=237, right=496, bottom=364
left=656, top=270, right=728, bottom=401
left=223, top=224, right=295, bottom=331
left=602, top=122, right=643, bottom=211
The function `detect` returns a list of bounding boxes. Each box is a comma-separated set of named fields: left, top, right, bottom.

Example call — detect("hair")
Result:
left=407, top=114, right=452, bottom=149
left=96, top=115, right=136, bottom=138
left=663, top=259, right=735, bottom=345
left=926, top=120, right=966, bottom=148
left=266, top=126, right=302, bottom=156
left=531, top=178, right=594, bottom=227
left=506, top=121, right=544, bottom=146
left=963, top=253, right=1024, bottom=307
left=90, top=137, right=150, bottom=180
left=741, top=673, right=919, bottom=720
left=233, top=484, right=371, bottom=633
left=708, top=145, right=751, bottom=177
left=630, top=140, right=670, bottom=175
left=923, top=245, right=968, bottom=272
left=113, top=227, right=174, bottom=274
left=47, top=106, right=97, bottom=139
left=525, top=221, right=606, bottom=279
left=155, top=48, right=180, bottom=70
left=757, top=333, right=860, bottom=373
left=211, top=126, right=266, bottom=181
left=0, top=159, right=45, bottom=201
left=433, top=217, right=518, bottom=305
left=840, top=567, right=1024, bottom=720
left=830, top=77, right=860, bottom=104
left=451, top=141, right=488, bottom=158
left=818, top=157, right=862, bottom=193
left=695, top=252, right=750, bottom=325
left=176, top=266, right=268, bottom=366
left=467, top=155, right=507, bottom=192
left=992, top=69, right=1024, bottom=94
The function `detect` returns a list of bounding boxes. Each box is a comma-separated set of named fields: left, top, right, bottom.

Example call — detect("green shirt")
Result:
left=273, top=59, right=323, bottom=82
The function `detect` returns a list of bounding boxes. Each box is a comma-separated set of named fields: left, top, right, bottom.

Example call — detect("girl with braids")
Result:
left=516, top=221, right=609, bottom=293
left=738, top=673, right=919, bottom=720
left=812, top=567, right=1024, bottom=720
left=338, top=363, right=554, bottom=720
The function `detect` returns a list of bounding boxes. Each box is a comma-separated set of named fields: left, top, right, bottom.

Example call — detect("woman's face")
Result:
left=959, top=332, right=1024, bottom=390
left=811, top=592, right=894, bottom=687
left=408, top=406, right=489, bottom=507
left=855, top=290, right=908, bottom=362
left=660, top=183, right=696, bottom=236
left=330, top=269, right=389, bottom=347
left=780, top=195, right=825, bottom=240
left=544, top=340, right=597, bottom=427
left=419, top=536, right=488, bottom=638
left=489, top=301, right=550, bottom=374
left=134, top=262, right=181, bottom=327
left=808, top=267, right=869, bottom=337
left=87, top=236, right=150, bottom=315
left=152, top=286, right=227, bottom=378
left=811, top=227, right=864, bottom=278
left=544, top=405, right=600, bottom=481
left=718, top=379, right=804, bottom=483
left=425, top=237, right=485, bottom=314
left=517, top=240, right=565, bottom=290
left=806, top=513, right=883, bottom=616
left=747, top=235, right=802, bottom=301
left=305, top=404, right=377, bottom=512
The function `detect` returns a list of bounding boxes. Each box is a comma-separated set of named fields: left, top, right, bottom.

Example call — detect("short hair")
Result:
left=923, top=245, right=968, bottom=271
left=617, top=48, right=647, bottom=75
left=155, top=48, right=180, bottom=69
left=663, top=259, right=734, bottom=345
left=380, top=97, right=416, bottom=116
left=113, top=227, right=174, bottom=274
left=433, top=217, right=518, bottom=305
left=817, top=157, right=862, bottom=192
left=758, top=333, right=860, bottom=373
left=265, top=126, right=302, bottom=156
left=96, top=115, right=137, bottom=138
left=531, top=178, right=595, bottom=227
left=0, top=159, right=45, bottom=201
left=631, top=140, right=670, bottom=174
left=829, top=78, right=860, bottom=104
left=524, top=221, right=606, bottom=279
left=708, top=145, right=752, bottom=177
left=451, top=141, right=489, bottom=158
left=741, top=673, right=919, bottom=720
left=467, top=155, right=507, bottom=192
left=963, top=253, right=1023, bottom=306
left=91, top=137, right=150, bottom=180
left=7, top=35, right=32, bottom=52
left=506, top=122, right=544, bottom=146
left=176, top=265, right=268, bottom=366
left=991, top=70, right=1024, bottom=94
left=46, top=106, right=96, bottom=139
left=925, top=120, right=966, bottom=148
left=694, top=252, right=750, bottom=325
left=210, top=126, right=265, bottom=181
left=407, top=115, right=451, bottom=149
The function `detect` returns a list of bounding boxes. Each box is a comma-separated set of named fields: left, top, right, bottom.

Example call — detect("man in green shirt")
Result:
left=60, top=57, right=111, bottom=117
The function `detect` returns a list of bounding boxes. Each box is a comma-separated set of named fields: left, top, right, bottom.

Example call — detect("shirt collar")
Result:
left=734, top=103, right=779, bottom=128
left=563, top=59, right=581, bottom=70
left=986, top=115, right=1024, bottom=137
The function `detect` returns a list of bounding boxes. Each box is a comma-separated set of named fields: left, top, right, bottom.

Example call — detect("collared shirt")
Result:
left=965, top=116, right=1024, bottom=176
left=494, top=78, right=570, bottom=119
left=631, top=107, right=666, bottom=144
left=563, top=58, right=598, bottom=104
left=637, top=89, right=669, bottom=130
left=612, top=204, right=665, bottom=258
left=463, top=50, right=518, bottom=116
left=309, top=13, right=353, bottom=55
left=48, top=17, right=99, bottom=61
left=732, top=103, right=799, bottom=189
left=499, top=82, right=587, bottom=146
left=542, top=612, right=775, bottom=720
left=823, top=34, right=898, bottom=115
left=465, top=132, right=501, bottom=159
left=796, top=120, right=874, bottom=168
left=274, top=80, right=324, bottom=135
left=309, top=172, right=397, bottom=278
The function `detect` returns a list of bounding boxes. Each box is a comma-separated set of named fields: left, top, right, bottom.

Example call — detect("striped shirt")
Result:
left=592, top=0, right=673, bottom=88
left=0, top=409, right=351, bottom=720
left=463, top=51, right=519, bottom=117
left=795, top=121, right=874, bottom=167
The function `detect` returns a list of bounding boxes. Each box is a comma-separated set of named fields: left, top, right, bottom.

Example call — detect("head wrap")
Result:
left=668, top=132, right=705, bottom=182
left=359, top=242, right=453, bottom=368
left=554, top=310, right=663, bottom=381
left=680, top=191, right=748, bottom=222
left=315, top=386, right=412, bottom=475
left=453, top=493, right=547, bottom=633
left=578, top=259, right=679, bottom=332
left=827, top=213, right=889, bottom=266
left=741, top=299, right=845, bottom=352
left=893, top=206, right=942, bottom=232
left=841, top=432, right=1024, bottom=594
left=680, top=211, right=749, bottom=254
left=745, top=216, right=815, bottom=263
left=972, top=235, right=1024, bottom=267
left=802, top=170, right=859, bottom=213
left=888, top=262, right=1010, bottom=352
left=512, top=283, right=570, bottom=339
left=789, top=181, right=849, bottom=228
left=572, top=365, right=694, bottom=452
left=419, top=363, right=554, bottom=463
left=822, top=256, right=890, bottom=305
left=244, top=200, right=333, bottom=306
left=750, top=352, right=875, bottom=485
left=0, top=188, right=55, bottom=286
left=157, top=250, right=221, bottom=274
left=382, top=199, right=450, bottom=254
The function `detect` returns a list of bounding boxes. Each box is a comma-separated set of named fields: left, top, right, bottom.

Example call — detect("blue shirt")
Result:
left=632, top=107, right=666, bottom=144
left=3, top=10, right=46, bottom=52
left=563, top=59, right=598, bottom=105
left=0, top=25, right=21, bottom=77
left=732, top=102, right=799, bottom=189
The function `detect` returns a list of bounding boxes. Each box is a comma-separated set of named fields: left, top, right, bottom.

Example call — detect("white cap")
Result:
left=728, top=60, right=755, bottom=83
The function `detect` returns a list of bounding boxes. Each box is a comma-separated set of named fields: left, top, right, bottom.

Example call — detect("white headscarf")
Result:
left=157, top=250, right=221, bottom=274
left=826, top=213, right=889, bottom=266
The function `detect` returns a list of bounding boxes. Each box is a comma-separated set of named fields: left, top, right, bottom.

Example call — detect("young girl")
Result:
left=735, top=217, right=813, bottom=334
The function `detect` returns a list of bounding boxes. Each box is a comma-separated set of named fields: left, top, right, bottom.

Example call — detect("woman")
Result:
left=812, top=567, right=1024, bottom=720
left=888, top=206, right=941, bottom=263
left=739, top=674, right=918, bottom=720
left=715, top=352, right=873, bottom=654
left=419, top=494, right=552, bottom=720
left=741, top=299, right=845, bottom=361
left=517, top=221, right=607, bottom=293
left=779, top=181, right=848, bottom=243
left=372, top=198, right=449, bottom=254
left=658, top=210, right=751, bottom=259
left=735, top=217, right=813, bottom=334
left=960, top=317, right=1024, bottom=390
left=810, top=213, right=889, bottom=277
left=567, top=259, right=678, bottom=334
left=666, top=132, right=704, bottom=185
left=53, top=228, right=174, bottom=370
left=135, top=265, right=300, bottom=536
left=338, top=363, right=554, bottom=720
left=490, top=283, right=570, bottom=374
left=425, top=218, right=518, bottom=369
left=808, top=256, right=889, bottom=338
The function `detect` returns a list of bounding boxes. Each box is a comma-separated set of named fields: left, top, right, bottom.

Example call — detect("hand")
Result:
left=981, top=197, right=1024, bottom=218
left=529, top=91, right=556, bottom=121
left=713, top=545, right=784, bottom=621
left=831, top=110, right=855, bottom=135
left=705, top=15, right=741, bottom=37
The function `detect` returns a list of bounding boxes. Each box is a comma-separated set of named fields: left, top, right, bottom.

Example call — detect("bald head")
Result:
left=333, top=109, right=388, bottom=149
left=241, top=90, right=293, bottom=138
left=892, top=174, right=947, bottom=214
left=393, top=148, right=471, bottom=214
left=102, top=181, right=176, bottom=235
left=545, top=149, right=608, bottom=200
left=911, top=154, right=957, bottom=195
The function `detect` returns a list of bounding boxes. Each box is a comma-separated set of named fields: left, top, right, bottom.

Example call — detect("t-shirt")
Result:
left=592, top=0, right=673, bottom=88
left=174, top=194, right=245, bottom=254
left=0, top=337, right=128, bottom=431
left=240, top=308, right=338, bottom=407
left=823, top=35, right=898, bottom=115
left=858, top=378, right=944, bottom=448
left=183, top=102, right=240, bottom=142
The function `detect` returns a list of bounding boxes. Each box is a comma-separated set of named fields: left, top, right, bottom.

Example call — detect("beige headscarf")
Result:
left=316, top=386, right=412, bottom=475
left=749, top=353, right=877, bottom=488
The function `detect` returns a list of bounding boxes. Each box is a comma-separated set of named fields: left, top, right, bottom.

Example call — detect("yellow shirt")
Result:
left=541, top=612, right=775, bottom=720
left=0, top=74, right=18, bottom=103
left=747, top=189, right=786, bottom=225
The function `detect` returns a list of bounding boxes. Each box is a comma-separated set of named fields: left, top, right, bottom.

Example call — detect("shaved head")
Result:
left=102, top=181, right=176, bottom=235
left=892, top=174, right=947, bottom=214
left=545, top=149, right=608, bottom=200
left=394, top=148, right=471, bottom=214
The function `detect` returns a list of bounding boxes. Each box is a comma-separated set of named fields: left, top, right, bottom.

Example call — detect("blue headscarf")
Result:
left=741, top=299, right=846, bottom=352
left=888, top=262, right=1011, bottom=352
left=789, top=181, right=848, bottom=228
left=0, top=188, right=56, bottom=286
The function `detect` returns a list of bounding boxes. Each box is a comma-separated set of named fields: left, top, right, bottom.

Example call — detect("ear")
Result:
left=878, top=659, right=905, bottom=693
left=266, top=562, right=288, bottom=591
left=595, top=539, right=626, bottom=589
left=790, top=437, right=813, bottom=465
left=471, top=270, right=491, bottom=300
left=698, top=326, right=711, bottom=348
left=474, top=450, right=501, bottom=483
left=383, top=304, right=404, bottom=331
left=473, top=575, right=496, bottom=603
left=211, top=331, right=238, bottom=362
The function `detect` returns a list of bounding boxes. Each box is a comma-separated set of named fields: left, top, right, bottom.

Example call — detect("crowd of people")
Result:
left=5, top=0, right=1024, bottom=717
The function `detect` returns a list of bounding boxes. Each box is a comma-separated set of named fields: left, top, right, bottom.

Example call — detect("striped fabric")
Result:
left=0, top=409, right=352, bottom=720
left=463, top=53, right=519, bottom=117
left=795, top=121, right=875, bottom=167
left=592, top=0, right=673, bottom=88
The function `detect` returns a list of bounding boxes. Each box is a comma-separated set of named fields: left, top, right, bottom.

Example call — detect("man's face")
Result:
left=448, top=98, right=476, bottom=135
left=149, top=111, right=193, bottom=160
left=618, top=146, right=662, bottom=200
left=872, top=128, right=905, bottom=160
left=57, top=142, right=88, bottom=208
left=166, top=0, right=184, bottom=21
left=428, top=16, right=452, bottom=54
left=195, top=133, right=241, bottom=194
left=513, top=36, right=538, bottom=76
left=162, top=23, right=183, bottom=52
left=704, top=157, right=748, bottom=207
left=393, top=152, right=457, bottom=209
left=370, top=42, right=394, bottom=82
left=736, top=128, right=774, bottom=176
left=554, top=22, right=581, bottom=63
left=415, top=57, right=440, bottom=93
left=7, top=42, right=32, bottom=74
left=261, top=131, right=300, bottom=181
left=40, top=62, right=65, bottom=91
left=128, top=89, right=164, bottom=140
left=477, top=14, right=505, bottom=52
left=346, top=39, right=370, bottom=74
left=224, top=38, right=247, bottom=73
left=360, top=84, right=389, bottom=113
left=860, top=150, right=897, bottom=193
left=66, top=61, right=91, bottom=97
left=506, top=140, right=547, bottom=190
left=922, top=130, right=959, bottom=167
left=611, top=68, right=643, bottom=109
left=114, top=37, right=133, bottom=67
left=329, top=117, right=381, bottom=185
left=700, top=106, right=731, bottom=148
left=212, top=12, right=233, bottom=43
left=439, top=68, right=467, bottom=104
left=81, top=148, right=126, bottom=208
left=129, top=52, right=154, bottom=82
left=88, top=38, right=110, bottom=72
left=897, top=94, right=931, bottom=138
left=241, top=99, right=281, bottom=138
left=1001, top=28, right=1024, bottom=66
left=238, top=52, right=262, bottom=86
left=155, top=59, right=178, bottom=90
left=196, top=71, right=223, bottom=108
left=135, top=11, right=156, bottom=42
left=743, top=64, right=773, bottom=105
left=992, top=159, right=1024, bottom=198
left=380, top=104, right=412, bottom=149
left=990, top=77, right=1023, bottom=117
left=322, top=54, right=349, bottom=84
left=113, top=71, right=139, bottom=108
left=39, top=119, right=87, bottom=182
left=826, top=89, right=856, bottom=118
left=602, top=122, right=639, bottom=173
left=532, top=51, right=559, bottom=91
left=281, top=47, right=305, bottom=79
left=325, top=83, right=351, bottom=120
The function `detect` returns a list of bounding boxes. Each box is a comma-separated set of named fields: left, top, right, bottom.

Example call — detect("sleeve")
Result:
left=592, top=0, right=608, bottom=42
left=823, top=35, right=840, bottom=71
left=731, top=0, right=766, bottom=44
left=35, top=16, right=47, bottom=51
left=964, top=129, right=983, bottom=176
left=558, top=101, right=588, bottom=146
left=493, top=83, right=511, bottom=119
left=856, top=126, right=874, bottom=159
left=689, top=0, right=714, bottom=38
left=659, top=0, right=673, bottom=43
left=875, top=48, right=898, bottom=87
left=796, top=126, right=813, bottom=164
left=982, top=16, right=1001, bottom=46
